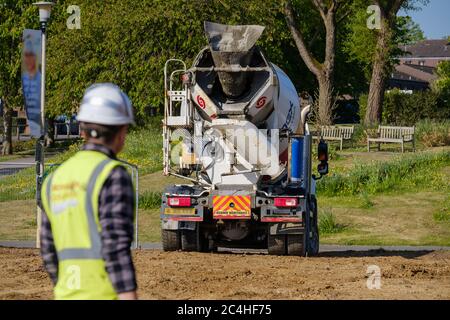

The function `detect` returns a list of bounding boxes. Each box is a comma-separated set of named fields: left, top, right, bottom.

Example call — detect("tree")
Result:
left=396, top=16, right=425, bottom=45
left=44, top=0, right=313, bottom=123
left=364, top=0, right=428, bottom=125
left=2, top=0, right=367, bottom=131
left=433, top=60, right=450, bottom=103
left=284, top=0, right=350, bottom=125
left=343, top=0, right=428, bottom=125
left=0, top=0, right=37, bottom=155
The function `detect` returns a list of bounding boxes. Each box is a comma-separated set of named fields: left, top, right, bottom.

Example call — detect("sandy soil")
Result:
left=0, top=248, right=449, bottom=300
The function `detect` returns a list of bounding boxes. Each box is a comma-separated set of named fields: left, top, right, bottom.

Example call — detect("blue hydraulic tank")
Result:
left=291, top=137, right=303, bottom=183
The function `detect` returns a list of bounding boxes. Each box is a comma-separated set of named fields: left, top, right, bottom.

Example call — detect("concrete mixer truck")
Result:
left=159, top=22, right=329, bottom=256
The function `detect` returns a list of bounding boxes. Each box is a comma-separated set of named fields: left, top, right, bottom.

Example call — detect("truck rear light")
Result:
left=168, top=197, right=191, bottom=207
left=274, top=197, right=297, bottom=207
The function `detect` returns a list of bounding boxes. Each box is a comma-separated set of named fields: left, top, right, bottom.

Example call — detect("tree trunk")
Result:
left=365, top=56, right=387, bottom=125
left=365, top=1, right=403, bottom=126
left=318, top=10, right=337, bottom=126
left=284, top=0, right=339, bottom=126
left=317, top=73, right=333, bottom=125
left=2, top=106, right=13, bottom=155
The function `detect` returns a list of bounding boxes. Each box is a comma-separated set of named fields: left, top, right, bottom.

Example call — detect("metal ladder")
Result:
left=163, top=59, right=193, bottom=175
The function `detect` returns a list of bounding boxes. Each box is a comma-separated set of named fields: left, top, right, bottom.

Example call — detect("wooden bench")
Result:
left=313, top=125, right=355, bottom=150
left=367, top=126, right=415, bottom=153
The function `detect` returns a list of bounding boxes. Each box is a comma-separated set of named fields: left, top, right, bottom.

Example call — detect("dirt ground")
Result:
left=0, top=248, right=449, bottom=300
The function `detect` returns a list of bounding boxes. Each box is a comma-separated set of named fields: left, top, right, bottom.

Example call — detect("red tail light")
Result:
left=168, top=197, right=191, bottom=207
left=274, top=197, right=298, bottom=207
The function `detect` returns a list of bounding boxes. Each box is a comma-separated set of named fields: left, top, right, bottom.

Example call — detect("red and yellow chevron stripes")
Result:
left=213, top=195, right=251, bottom=219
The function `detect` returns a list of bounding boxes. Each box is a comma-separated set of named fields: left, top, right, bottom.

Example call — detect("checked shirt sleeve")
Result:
left=98, top=166, right=137, bottom=294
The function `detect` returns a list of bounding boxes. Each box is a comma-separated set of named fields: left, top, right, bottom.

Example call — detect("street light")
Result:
left=33, top=1, right=54, bottom=249
left=34, top=2, right=54, bottom=29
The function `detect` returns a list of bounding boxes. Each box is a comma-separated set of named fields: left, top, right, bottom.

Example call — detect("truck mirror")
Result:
left=318, top=139, right=328, bottom=162
left=317, top=162, right=328, bottom=176
left=317, top=139, right=329, bottom=176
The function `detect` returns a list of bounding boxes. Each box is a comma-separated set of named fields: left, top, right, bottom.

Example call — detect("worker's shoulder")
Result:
left=108, top=163, right=132, bottom=182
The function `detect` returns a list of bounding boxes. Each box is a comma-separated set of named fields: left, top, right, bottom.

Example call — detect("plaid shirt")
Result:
left=40, top=143, right=137, bottom=294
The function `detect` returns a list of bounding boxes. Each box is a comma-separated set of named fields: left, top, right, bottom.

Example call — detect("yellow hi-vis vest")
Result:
left=41, top=150, right=125, bottom=300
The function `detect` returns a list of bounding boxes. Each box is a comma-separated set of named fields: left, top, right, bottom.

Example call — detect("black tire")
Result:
left=181, top=228, right=200, bottom=252
left=308, top=196, right=320, bottom=256
left=162, top=229, right=181, bottom=251
left=267, top=234, right=287, bottom=255
left=287, top=234, right=306, bottom=256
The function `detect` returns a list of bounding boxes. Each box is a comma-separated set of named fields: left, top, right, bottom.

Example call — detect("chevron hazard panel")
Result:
left=213, top=195, right=251, bottom=219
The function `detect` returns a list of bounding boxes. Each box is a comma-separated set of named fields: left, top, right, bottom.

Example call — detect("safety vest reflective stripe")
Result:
left=46, top=158, right=111, bottom=261
left=58, top=248, right=102, bottom=260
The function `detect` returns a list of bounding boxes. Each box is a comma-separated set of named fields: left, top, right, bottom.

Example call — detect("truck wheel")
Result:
left=287, top=234, right=306, bottom=256
left=267, top=234, right=286, bottom=255
left=162, top=229, right=181, bottom=251
left=181, top=228, right=200, bottom=252
left=307, top=196, right=320, bottom=256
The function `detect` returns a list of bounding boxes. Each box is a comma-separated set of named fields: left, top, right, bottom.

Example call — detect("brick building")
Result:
left=388, top=39, right=450, bottom=91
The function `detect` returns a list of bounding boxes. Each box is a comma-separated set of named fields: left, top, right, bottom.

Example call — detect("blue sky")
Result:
left=400, top=0, right=450, bottom=39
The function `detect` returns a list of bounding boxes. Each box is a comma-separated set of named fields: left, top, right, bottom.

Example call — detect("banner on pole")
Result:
left=22, top=29, right=42, bottom=138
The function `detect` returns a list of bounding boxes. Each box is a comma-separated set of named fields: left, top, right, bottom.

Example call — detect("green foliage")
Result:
left=352, top=123, right=370, bottom=145
left=43, top=0, right=310, bottom=119
left=3, top=0, right=429, bottom=124
left=343, top=1, right=428, bottom=82
left=318, top=208, right=345, bottom=234
left=0, top=165, right=35, bottom=202
left=13, top=138, right=36, bottom=153
left=433, top=61, right=450, bottom=102
left=382, top=89, right=450, bottom=125
left=118, top=117, right=163, bottom=175
left=416, top=119, right=450, bottom=147
left=359, top=192, right=374, bottom=209
left=317, top=150, right=450, bottom=196
left=433, top=195, right=450, bottom=222
left=358, top=93, right=368, bottom=123
left=0, top=123, right=162, bottom=202
left=139, top=191, right=162, bottom=210
left=342, top=3, right=378, bottom=81
left=396, top=16, right=425, bottom=45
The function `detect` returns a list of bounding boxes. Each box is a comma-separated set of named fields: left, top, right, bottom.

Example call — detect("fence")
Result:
left=0, top=161, right=46, bottom=242
left=0, top=160, right=140, bottom=249
left=0, top=123, right=80, bottom=143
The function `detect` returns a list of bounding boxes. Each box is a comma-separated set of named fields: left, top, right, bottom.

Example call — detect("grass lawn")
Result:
left=0, top=155, right=22, bottom=162
left=0, top=124, right=449, bottom=246
left=318, top=191, right=450, bottom=246
left=0, top=200, right=36, bottom=240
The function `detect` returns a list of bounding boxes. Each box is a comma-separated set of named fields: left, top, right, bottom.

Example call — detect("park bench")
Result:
left=367, top=125, right=415, bottom=153
left=313, top=125, right=355, bottom=150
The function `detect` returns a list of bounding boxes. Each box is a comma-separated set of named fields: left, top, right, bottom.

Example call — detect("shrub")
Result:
left=318, top=208, right=345, bottom=234
left=352, top=123, right=368, bottom=145
left=13, top=139, right=36, bottom=153
left=317, top=150, right=450, bottom=196
left=360, top=192, right=374, bottom=209
left=139, top=191, right=162, bottom=210
left=358, top=93, right=368, bottom=123
left=416, top=119, right=450, bottom=147
left=382, top=89, right=450, bottom=125
left=119, top=117, right=163, bottom=174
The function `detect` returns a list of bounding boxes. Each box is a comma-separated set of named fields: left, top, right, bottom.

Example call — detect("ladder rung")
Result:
left=168, top=91, right=187, bottom=102
left=168, top=91, right=186, bottom=97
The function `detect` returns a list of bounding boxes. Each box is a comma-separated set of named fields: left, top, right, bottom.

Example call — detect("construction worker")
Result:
left=40, top=83, right=137, bottom=300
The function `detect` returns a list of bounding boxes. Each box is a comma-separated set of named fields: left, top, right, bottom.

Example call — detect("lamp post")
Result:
left=33, top=1, right=54, bottom=248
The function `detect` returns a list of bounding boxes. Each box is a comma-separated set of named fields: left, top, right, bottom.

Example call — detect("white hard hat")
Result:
left=77, top=83, right=135, bottom=125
